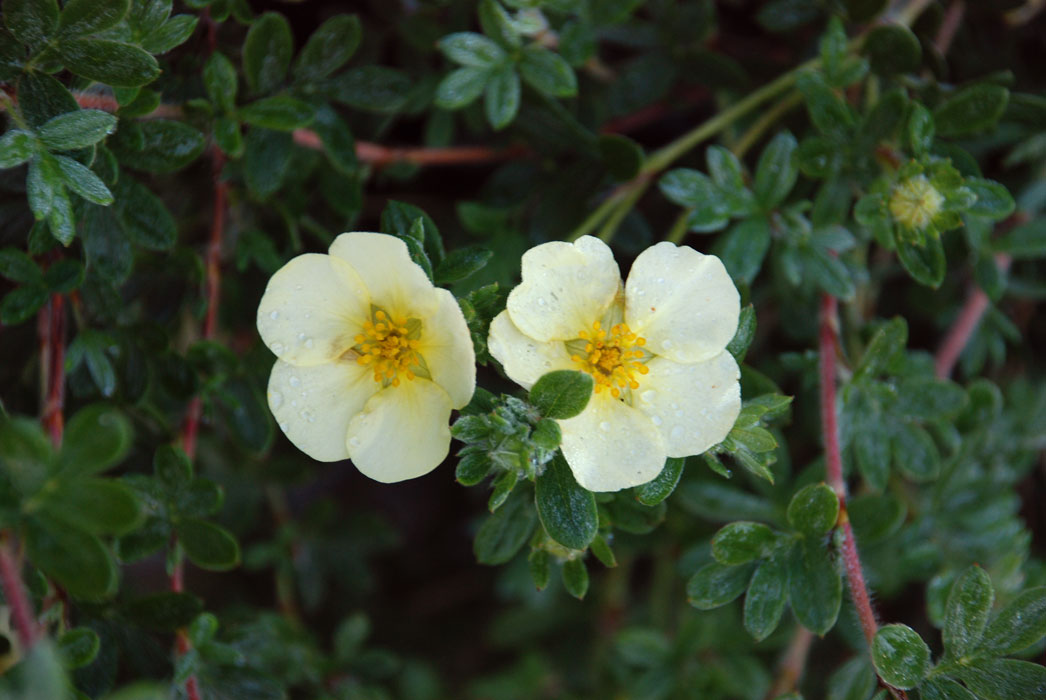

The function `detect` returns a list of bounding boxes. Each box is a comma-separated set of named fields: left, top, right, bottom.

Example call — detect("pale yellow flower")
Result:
left=257, top=232, right=475, bottom=482
left=488, top=236, right=741, bottom=492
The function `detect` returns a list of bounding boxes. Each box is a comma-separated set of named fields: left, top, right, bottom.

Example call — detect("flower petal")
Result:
left=257, top=253, right=371, bottom=366
left=329, top=232, right=439, bottom=318
left=487, top=310, right=575, bottom=390
left=633, top=352, right=741, bottom=457
left=346, top=379, right=454, bottom=483
left=625, top=242, right=739, bottom=363
left=506, top=235, right=620, bottom=342
left=558, top=392, right=666, bottom=492
left=418, top=288, right=476, bottom=408
left=268, top=358, right=377, bottom=462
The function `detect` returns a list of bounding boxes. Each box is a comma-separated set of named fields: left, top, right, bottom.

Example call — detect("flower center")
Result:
left=889, top=174, right=944, bottom=231
left=354, top=309, right=422, bottom=387
left=570, top=321, right=648, bottom=399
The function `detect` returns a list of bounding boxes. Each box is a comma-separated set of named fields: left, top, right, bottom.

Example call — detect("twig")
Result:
left=933, top=1, right=966, bottom=56
left=934, top=253, right=1012, bottom=379
left=819, top=294, right=908, bottom=700
left=0, top=532, right=36, bottom=651
left=763, top=627, right=814, bottom=700
left=41, top=295, right=66, bottom=448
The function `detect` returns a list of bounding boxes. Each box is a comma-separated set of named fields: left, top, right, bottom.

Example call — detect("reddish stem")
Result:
left=934, top=253, right=1012, bottom=380
left=42, top=295, right=66, bottom=447
left=819, top=294, right=907, bottom=700
left=0, top=533, right=36, bottom=650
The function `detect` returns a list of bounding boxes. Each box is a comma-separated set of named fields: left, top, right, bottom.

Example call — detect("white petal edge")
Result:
left=487, top=310, right=576, bottom=391
left=418, top=288, right=476, bottom=408
left=346, top=379, right=454, bottom=483
left=633, top=352, right=741, bottom=457
left=329, top=232, right=440, bottom=319
left=558, top=392, right=666, bottom=492
left=625, top=242, right=740, bottom=364
left=268, top=358, right=378, bottom=462
left=506, top=235, right=621, bottom=343
left=257, top=254, right=371, bottom=366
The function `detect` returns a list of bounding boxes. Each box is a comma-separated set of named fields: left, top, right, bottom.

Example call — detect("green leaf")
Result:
left=213, top=118, right=244, bottom=157
left=327, top=65, right=412, bottom=113
left=863, top=25, right=921, bottom=76
left=177, top=518, right=241, bottom=571
left=17, top=70, right=78, bottom=129
left=141, top=14, right=198, bottom=54
left=635, top=457, right=685, bottom=506
left=589, top=534, right=617, bottom=568
left=848, top=493, right=906, bottom=544
left=114, top=177, right=177, bottom=250
left=753, top=130, right=798, bottom=210
left=57, top=39, right=160, bottom=87
left=455, top=452, right=491, bottom=486
left=115, top=517, right=168, bottom=563
left=918, top=678, right=979, bottom=700
left=854, top=317, right=907, bottom=380
left=827, top=656, right=878, bottom=700
left=310, top=104, right=356, bottom=173
left=473, top=487, right=536, bottom=565
left=0, top=28, right=22, bottom=81
left=896, top=234, right=946, bottom=288
left=238, top=96, right=316, bottom=131
left=484, top=64, right=520, bottom=130
left=434, top=246, right=493, bottom=284
left=561, top=558, right=589, bottom=600
left=943, top=565, right=994, bottom=659
left=896, top=376, right=967, bottom=420
left=57, top=0, right=128, bottom=36
left=204, top=52, right=238, bottom=113
left=189, top=612, right=219, bottom=646
left=55, top=154, right=113, bottom=205
left=1, top=284, right=50, bottom=325
left=0, top=417, right=52, bottom=495
left=217, top=375, right=273, bottom=453
left=243, top=12, right=292, bottom=94
left=528, top=549, right=550, bottom=590
left=37, top=109, right=117, bottom=151
left=535, top=452, right=598, bottom=550
left=0, top=247, right=43, bottom=283
left=115, top=119, right=206, bottom=173
left=295, top=14, right=361, bottom=82
left=798, top=71, right=855, bottom=139
left=871, top=624, right=931, bottom=690
left=25, top=516, right=117, bottom=599
left=805, top=244, right=855, bottom=300
left=892, top=421, right=940, bottom=482
left=711, top=521, right=775, bottom=565
left=786, top=483, right=839, bottom=535
left=478, top=0, right=521, bottom=50
left=956, top=658, right=1046, bottom=700
left=519, top=45, right=577, bottom=98
left=687, top=561, right=755, bottom=610
left=244, top=127, right=292, bottom=198
left=725, top=305, right=757, bottom=361
left=488, top=469, right=518, bottom=511
left=124, top=592, right=204, bottom=632
left=976, top=586, right=1046, bottom=657
left=659, top=168, right=730, bottom=231
left=0, top=129, right=37, bottom=168
left=40, top=478, right=142, bottom=535
left=908, top=103, right=935, bottom=156
left=788, top=537, right=842, bottom=635
left=439, top=32, right=506, bottom=68
left=47, top=181, right=75, bottom=245
left=154, top=444, right=192, bottom=488
left=965, top=178, right=1015, bottom=220
left=81, top=204, right=131, bottom=282
left=718, top=218, right=772, bottom=284
left=435, top=66, right=489, bottom=110
left=993, top=219, right=1046, bottom=259
left=4, top=0, right=59, bottom=48
left=57, top=627, right=100, bottom=669
left=744, top=555, right=788, bottom=641
left=529, top=370, right=593, bottom=420
left=934, top=84, right=1010, bottom=138
left=57, top=403, right=132, bottom=477
left=27, top=154, right=59, bottom=220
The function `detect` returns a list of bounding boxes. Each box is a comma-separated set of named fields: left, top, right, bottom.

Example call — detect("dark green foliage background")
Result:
left=1, top=1, right=1045, bottom=699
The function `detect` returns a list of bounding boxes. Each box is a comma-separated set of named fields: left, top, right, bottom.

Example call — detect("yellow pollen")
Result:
left=571, top=321, right=648, bottom=399
left=355, top=310, right=421, bottom=384
left=889, top=174, right=944, bottom=230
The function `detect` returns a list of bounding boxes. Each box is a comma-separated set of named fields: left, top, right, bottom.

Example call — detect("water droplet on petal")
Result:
left=599, top=421, right=611, bottom=432
left=656, top=277, right=664, bottom=284
left=650, top=415, right=663, bottom=426
left=297, top=332, right=306, bottom=342
left=635, top=288, right=646, bottom=297
left=641, top=390, right=658, bottom=403
left=278, top=421, right=288, bottom=432
left=270, top=342, right=284, bottom=354
left=537, top=297, right=547, bottom=307
left=290, top=400, right=298, bottom=408
left=295, top=284, right=303, bottom=291
left=304, top=338, right=314, bottom=349
left=270, top=391, right=283, bottom=408
left=304, top=311, right=312, bottom=319
left=289, top=376, right=301, bottom=387
left=670, top=425, right=685, bottom=441
left=349, top=437, right=361, bottom=448
left=661, top=339, right=673, bottom=351
left=675, top=409, right=684, bottom=418
left=269, top=310, right=279, bottom=320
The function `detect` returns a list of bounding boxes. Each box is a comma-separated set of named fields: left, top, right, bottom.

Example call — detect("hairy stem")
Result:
left=934, top=253, right=1012, bottom=379
left=0, top=532, right=36, bottom=651
left=763, top=626, right=814, bottom=700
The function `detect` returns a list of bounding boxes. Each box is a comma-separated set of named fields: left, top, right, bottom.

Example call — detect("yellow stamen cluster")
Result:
left=889, top=174, right=944, bottom=231
left=571, top=321, right=648, bottom=398
left=354, top=310, right=420, bottom=386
